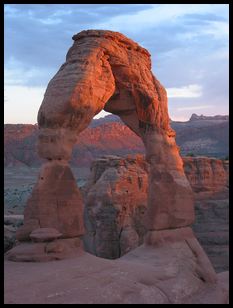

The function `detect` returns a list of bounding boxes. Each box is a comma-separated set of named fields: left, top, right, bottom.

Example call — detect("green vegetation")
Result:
left=186, top=152, right=195, bottom=157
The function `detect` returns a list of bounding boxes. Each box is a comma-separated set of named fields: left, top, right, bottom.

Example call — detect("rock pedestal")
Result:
left=16, top=160, right=84, bottom=241
left=7, top=160, right=85, bottom=261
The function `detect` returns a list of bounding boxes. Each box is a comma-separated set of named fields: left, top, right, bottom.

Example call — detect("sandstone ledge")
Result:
left=4, top=240, right=228, bottom=304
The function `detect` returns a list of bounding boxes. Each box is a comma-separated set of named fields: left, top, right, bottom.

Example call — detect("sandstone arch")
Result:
left=14, top=30, right=194, bottom=250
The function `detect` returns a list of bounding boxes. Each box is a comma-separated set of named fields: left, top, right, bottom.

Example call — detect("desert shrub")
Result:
left=186, top=152, right=195, bottom=157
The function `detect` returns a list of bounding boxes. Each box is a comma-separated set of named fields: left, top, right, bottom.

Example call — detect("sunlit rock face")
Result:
left=36, top=29, right=194, bottom=233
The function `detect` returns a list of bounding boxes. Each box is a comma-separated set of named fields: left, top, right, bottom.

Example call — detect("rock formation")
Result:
left=83, top=155, right=148, bottom=258
left=16, top=161, right=84, bottom=241
left=7, top=160, right=85, bottom=261
left=83, top=155, right=229, bottom=269
left=4, top=113, right=229, bottom=168
left=5, top=231, right=229, bottom=304
left=5, top=30, right=228, bottom=303
left=184, top=157, right=229, bottom=199
left=7, top=30, right=194, bottom=259
left=5, top=156, right=228, bottom=270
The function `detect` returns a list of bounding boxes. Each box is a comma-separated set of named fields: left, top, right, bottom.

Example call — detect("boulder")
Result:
left=30, top=228, right=62, bottom=242
left=6, top=238, right=83, bottom=262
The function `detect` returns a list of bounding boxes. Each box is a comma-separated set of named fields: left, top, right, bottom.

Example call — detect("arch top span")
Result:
left=72, top=29, right=151, bottom=58
left=38, top=29, right=173, bottom=143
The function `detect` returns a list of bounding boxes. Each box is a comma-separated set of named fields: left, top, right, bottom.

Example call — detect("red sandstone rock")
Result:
left=6, top=238, right=83, bottom=262
left=183, top=156, right=229, bottom=198
left=83, top=155, right=148, bottom=259
left=35, top=29, right=194, bottom=231
left=16, top=161, right=84, bottom=241
left=4, top=235, right=228, bottom=304
left=16, top=219, right=40, bottom=242
left=142, top=131, right=195, bottom=230
left=4, top=118, right=229, bottom=169
left=30, top=228, right=62, bottom=242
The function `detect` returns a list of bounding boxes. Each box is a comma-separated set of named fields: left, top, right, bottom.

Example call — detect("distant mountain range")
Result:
left=4, top=114, right=229, bottom=167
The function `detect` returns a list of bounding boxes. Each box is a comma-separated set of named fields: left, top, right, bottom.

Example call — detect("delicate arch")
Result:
left=17, top=30, right=194, bottom=244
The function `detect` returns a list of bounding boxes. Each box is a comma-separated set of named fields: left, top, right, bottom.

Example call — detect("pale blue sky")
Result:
left=4, top=4, right=229, bottom=123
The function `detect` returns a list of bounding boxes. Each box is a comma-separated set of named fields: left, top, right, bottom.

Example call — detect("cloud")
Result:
left=167, top=84, right=202, bottom=98
left=4, top=85, right=45, bottom=124
left=4, top=57, right=56, bottom=87
left=38, top=17, right=62, bottom=25
left=177, top=105, right=212, bottom=111
left=93, top=4, right=228, bottom=34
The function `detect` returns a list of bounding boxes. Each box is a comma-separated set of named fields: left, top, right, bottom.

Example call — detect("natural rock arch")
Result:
left=14, top=30, right=194, bottom=254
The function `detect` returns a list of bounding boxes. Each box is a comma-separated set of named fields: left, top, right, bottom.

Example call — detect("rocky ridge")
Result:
left=4, top=113, right=229, bottom=168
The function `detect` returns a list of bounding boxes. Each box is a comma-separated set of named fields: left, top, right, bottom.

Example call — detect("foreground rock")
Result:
left=4, top=215, right=24, bottom=252
left=6, top=238, right=83, bottom=262
left=4, top=228, right=228, bottom=304
left=29, top=228, right=63, bottom=242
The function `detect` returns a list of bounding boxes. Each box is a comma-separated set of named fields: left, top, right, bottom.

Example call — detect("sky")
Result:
left=4, top=4, right=229, bottom=123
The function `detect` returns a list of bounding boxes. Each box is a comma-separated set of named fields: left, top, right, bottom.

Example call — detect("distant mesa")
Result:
left=190, top=113, right=229, bottom=121
left=4, top=113, right=229, bottom=168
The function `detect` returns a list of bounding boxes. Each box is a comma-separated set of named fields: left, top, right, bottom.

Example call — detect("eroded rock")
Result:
left=184, top=157, right=229, bottom=199
left=5, top=231, right=228, bottom=304
left=83, top=155, right=148, bottom=259
left=16, top=161, right=84, bottom=241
